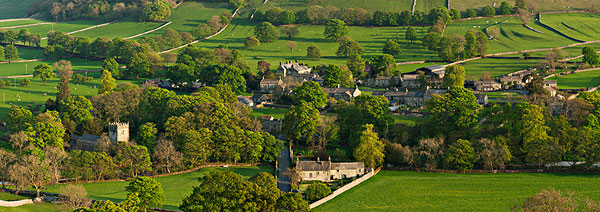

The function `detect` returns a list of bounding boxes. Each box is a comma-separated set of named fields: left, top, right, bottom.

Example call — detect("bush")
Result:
left=73, top=73, right=93, bottom=83
left=19, top=78, right=30, bottom=87
left=0, top=79, right=5, bottom=88
left=305, top=182, right=332, bottom=201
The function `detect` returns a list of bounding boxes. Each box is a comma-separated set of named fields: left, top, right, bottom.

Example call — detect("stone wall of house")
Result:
left=309, top=167, right=381, bottom=209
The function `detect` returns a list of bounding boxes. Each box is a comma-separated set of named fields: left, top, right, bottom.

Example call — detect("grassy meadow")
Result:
left=0, top=0, right=36, bottom=19
left=256, top=0, right=415, bottom=12
left=315, top=170, right=600, bottom=212
left=448, top=0, right=595, bottom=12
left=461, top=57, right=540, bottom=79
left=44, top=165, right=274, bottom=211
left=551, top=69, right=600, bottom=89
left=143, top=1, right=230, bottom=38
left=70, top=20, right=164, bottom=40
left=540, top=13, right=600, bottom=42
left=0, top=192, right=63, bottom=212
left=0, top=19, right=46, bottom=28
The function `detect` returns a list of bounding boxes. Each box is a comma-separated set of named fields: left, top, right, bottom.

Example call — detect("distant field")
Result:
left=461, top=57, right=540, bottom=79
left=315, top=170, right=600, bottom=212
left=449, top=0, right=594, bottom=12
left=0, top=19, right=45, bottom=28
left=257, top=0, right=415, bottom=12
left=11, top=47, right=46, bottom=61
left=540, top=13, right=600, bottom=42
left=45, top=165, right=274, bottom=211
left=12, top=20, right=104, bottom=38
left=194, top=14, right=438, bottom=71
left=0, top=0, right=36, bottom=18
left=552, top=69, right=600, bottom=89
left=0, top=57, right=102, bottom=77
left=70, top=20, right=163, bottom=40
left=143, top=2, right=230, bottom=38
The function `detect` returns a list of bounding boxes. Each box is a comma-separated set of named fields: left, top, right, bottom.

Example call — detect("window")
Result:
left=309, top=173, right=313, bottom=178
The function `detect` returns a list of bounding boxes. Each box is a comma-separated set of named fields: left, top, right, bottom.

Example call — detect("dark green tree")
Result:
left=405, top=27, right=418, bottom=44
left=582, top=46, right=600, bottom=67
left=336, top=36, right=365, bottom=57
left=324, top=19, right=349, bottom=41
left=367, top=54, right=395, bottom=77
left=140, top=0, right=172, bottom=22
left=292, top=81, right=326, bottom=108
left=305, top=182, right=331, bottom=201
left=125, top=176, right=164, bottom=210
left=245, top=36, right=260, bottom=50
left=306, top=45, right=321, bottom=61
left=442, top=65, right=466, bottom=88
left=499, top=1, right=512, bottom=15
left=382, top=39, right=401, bottom=56
left=33, top=64, right=55, bottom=86
left=445, top=139, right=476, bottom=171
left=4, top=44, right=17, bottom=63
left=254, top=22, right=280, bottom=42
left=282, top=102, right=321, bottom=146
left=425, top=87, right=480, bottom=139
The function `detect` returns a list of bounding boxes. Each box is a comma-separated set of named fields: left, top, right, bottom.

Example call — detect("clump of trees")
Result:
left=29, top=0, right=176, bottom=21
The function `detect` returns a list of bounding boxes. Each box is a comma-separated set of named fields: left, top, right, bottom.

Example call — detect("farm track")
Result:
left=124, top=21, right=172, bottom=40
left=40, top=21, right=118, bottom=40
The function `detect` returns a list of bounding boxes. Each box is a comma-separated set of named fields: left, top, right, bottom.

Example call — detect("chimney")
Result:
left=317, top=157, right=320, bottom=162
left=328, top=156, right=331, bottom=161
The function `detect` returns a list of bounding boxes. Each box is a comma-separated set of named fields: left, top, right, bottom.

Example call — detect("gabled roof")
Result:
left=297, top=161, right=330, bottom=171
left=331, top=162, right=364, bottom=170
left=72, top=134, right=102, bottom=144
left=260, top=78, right=282, bottom=85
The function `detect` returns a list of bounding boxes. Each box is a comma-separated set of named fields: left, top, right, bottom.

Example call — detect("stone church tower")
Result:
left=108, top=123, right=129, bottom=142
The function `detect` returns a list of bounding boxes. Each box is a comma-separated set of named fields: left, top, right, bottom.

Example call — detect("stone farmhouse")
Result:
left=373, top=88, right=447, bottom=107
left=259, top=77, right=286, bottom=94
left=364, top=76, right=401, bottom=88
left=400, top=65, right=445, bottom=89
left=71, top=123, right=129, bottom=151
left=322, top=85, right=362, bottom=101
left=296, top=158, right=366, bottom=182
left=277, top=61, right=312, bottom=77
left=261, top=116, right=282, bottom=135
left=474, top=80, right=502, bottom=92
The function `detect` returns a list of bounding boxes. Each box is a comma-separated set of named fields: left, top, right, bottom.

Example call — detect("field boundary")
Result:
left=537, top=13, right=585, bottom=42
left=41, top=21, right=118, bottom=40
left=310, top=167, right=381, bottom=209
left=124, top=21, right=172, bottom=40
left=0, top=22, right=52, bottom=29
left=0, top=199, right=34, bottom=207
left=0, top=18, right=35, bottom=23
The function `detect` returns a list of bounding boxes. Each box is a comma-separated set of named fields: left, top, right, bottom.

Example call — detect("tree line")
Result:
left=29, top=0, right=174, bottom=22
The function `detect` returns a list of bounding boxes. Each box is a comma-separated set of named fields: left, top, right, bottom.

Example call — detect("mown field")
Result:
left=315, top=170, right=600, bottom=212
left=461, top=57, right=540, bottom=78
left=256, top=0, right=415, bottom=12
left=0, top=0, right=36, bottom=19
left=552, top=69, right=600, bottom=89
left=0, top=19, right=45, bottom=28
left=45, top=165, right=274, bottom=211
left=0, top=192, right=63, bottom=212
left=540, top=13, right=600, bottom=42
left=70, top=20, right=164, bottom=40
left=449, top=0, right=595, bottom=12
left=194, top=13, right=437, bottom=71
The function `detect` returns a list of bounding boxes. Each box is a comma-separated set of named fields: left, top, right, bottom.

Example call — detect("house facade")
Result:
left=276, top=61, right=312, bottom=77
left=296, top=159, right=365, bottom=182
left=322, top=86, right=362, bottom=101
left=474, top=80, right=502, bottom=92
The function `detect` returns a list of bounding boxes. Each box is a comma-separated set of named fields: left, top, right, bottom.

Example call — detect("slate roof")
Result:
left=71, top=134, right=102, bottom=144
left=331, top=162, right=364, bottom=170
left=297, top=161, right=330, bottom=171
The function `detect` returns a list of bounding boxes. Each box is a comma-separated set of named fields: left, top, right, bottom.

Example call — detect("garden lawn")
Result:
left=252, top=107, right=288, bottom=119
left=540, top=13, right=600, bottom=42
left=194, top=14, right=437, bottom=71
left=448, top=0, right=593, bottom=12
left=0, top=0, right=37, bottom=18
left=315, top=170, right=600, bottom=212
left=142, top=1, right=230, bottom=38
left=552, top=69, right=600, bottom=89
left=483, top=91, right=525, bottom=101
left=392, top=115, right=423, bottom=126
left=70, top=20, right=164, bottom=40
left=45, top=165, right=274, bottom=211
left=447, top=17, right=575, bottom=54
left=461, top=57, right=540, bottom=79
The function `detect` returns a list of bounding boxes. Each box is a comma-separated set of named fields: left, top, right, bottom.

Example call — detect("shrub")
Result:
left=19, top=79, right=30, bottom=87
left=305, top=182, right=331, bottom=201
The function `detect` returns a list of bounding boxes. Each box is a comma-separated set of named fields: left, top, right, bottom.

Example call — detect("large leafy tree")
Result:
left=306, top=45, right=321, bottom=61
left=33, top=64, right=55, bottom=86
left=442, top=65, right=466, bottom=88
left=4, top=44, right=17, bottom=63
left=336, top=36, right=364, bottom=57
left=445, top=139, right=476, bottom=171
left=354, top=124, right=385, bottom=168
left=305, top=182, right=331, bottom=201
left=368, top=54, right=395, bottom=77
left=276, top=192, right=310, bottom=212
left=254, top=22, right=280, bottom=42
left=140, top=0, right=172, bottom=22
left=382, top=39, right=401, bottom=56
left=516, top=103, right=560, bottom=167
left=338, top=95, right=393, bottom=146
left=200, top=64, right=246, bottom=94
left=405, top=27, right=418, bottom=44
left=99, top=70, right=116, bottom=94
left=115, top=144, right=152, bottom=178
left=582, top=46, right=600, bottom=67
left=7, top=106, right=33, bottom=132
left=24, top=111, right=65, bottom=150
left=137, top=122, right=158, bottom=153
left=322, top=64, right=353, bottom=88
left=282, top=102, right=321, bottom=146
left=323, top=19, right=349, bottom=41
left=126, top=52, right=151, bottom=78
left=59, top=96, right=94, bottom=126
left=292, top=81, right=326, bottom=108
left=125, top=176, right=165, bottom=210
left=425, top=87, right=480, bottom=140
left=347, top=53, right=366, bottom=78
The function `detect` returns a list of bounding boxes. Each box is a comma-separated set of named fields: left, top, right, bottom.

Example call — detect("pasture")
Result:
left=0, top=19, right=45, bottom=28
left=552, top=69, right=600, bottom=89
left=314, top=170, right=600, bottom=212
left=194, top=14, right=437, bottom=71
left=460, top=57, right=540, bottom=78
left=256, top=0, right=415, bottom=12
left=70, top=20, right=164, bottom=40
left=0, top=57, right=102, bottom=77
left=0, top=192, right=62, bottom=212
left=44, top=165, right=274, bottom=211
left=143, top=1, right=230, bottom=38
left=540, top=13, right=600, bottom=42
left=0, top=0, right=36, bottom=19
left=448, top=0, right=595, bottom=12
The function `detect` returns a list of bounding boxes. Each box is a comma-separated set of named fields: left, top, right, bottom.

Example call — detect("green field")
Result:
left=257, top=0, right=415, bottom=12
left=194, top=14, right=437, bottom=71
left=45, top=165, right=274, bottom=210
left=70, top=20, right=163, bottom=40
left=10, top=47, right=46, bottom=61
left=252, top=107, right=289, bottom=119
left=392, top=115, right=423, bottom=126
left=540, top=13, right=600, bottom=42
left=0, top=0, right=37, bottom=18
left=0, top=19, right=45, bottom=28
left=483, top=91, right=525, bottom=101
left=315, top=170, right=600, bottom=212
left=0, top=192, right=62, bottom=212
left=143, top=1, right=230, bottom=38
left=18, top=20, right=104, bottom=37
left=461, top=57, right=540, bottom=79
left=0, top=57, right=102, bottom=77
left=551, top=69, right=600, bottom=89
left=448, top=0, right=595, bottom=12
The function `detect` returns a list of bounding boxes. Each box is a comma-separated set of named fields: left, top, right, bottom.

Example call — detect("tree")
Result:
left=280, top=25, right=299, bottom=39
left=163, top=28, right=183, bottom=48
left=9, top=148, right=66, bottom=198
left=307, top=45, right=321, bottom=61
left=153, top=138, right=183, bottom=174
left=99, top=70, right=116, bottom=94
left=138, top=122, right=158, bottom=153
left=126, top=52, right=151, bottom=78
left=59, top=96, right=94, bottom=126
left=254, top=22, right=280, bottom=42
left=292, top=81, right=326, bottom=107
left=193, top=23, right=212, bottom=39
left=33, top=64, right=54, bottom=86
left=367, top=54, right=395, bottom=77
left=515, top=0, right=529, bottom=11
left=354, top=124, right=385, bottom=168
left=499, top=1, right=512, bottom=15
left=513, top=188, right=600, bottom=212
left=140, top=0, right=172, bottom=22
left=475, top=31, right=488, bottom=56
left=425, top=87, right=480, bottom=139
left=244, top=36, right=260, bottom=50
left=276, top=192, right=310, bottom=212
left=347, top=53, right=365, bottom=78
left=519, top=103, right=560, bottom=167
left=405, top=27, right=418, bottom=44
left=449, top=8, right=461, bottom=19
left=323, top=19, right=349, bottom=41
left=116, top=144, right=152, bottom=178
left=445, top=139, right=476, bottom=171
left=442, top=65, right=466, bottom=88
left=416, top=137, right=445, bottom=169
left=323, top=64, right=353, bottom=88
left=7, top=106, right=33, bottom=132
left=181, top=32, right=195, bottom=44
left=582, top=46, right=600, bottom=67
left=382, top=39, right=401, bottom=56
left=126, top=176, right=164, bottom=210
left=282, top=102, right=321, bottom=145
left=19, top=79, right=30, bottom=87
left=428, top=7, right=451, bottom=27
left=474, top=138, right=511, bottom=171
left=305, top=182, right=331, bottom=201
left=4, top=44, right=17, bottom=63
left=466, top=9, right=477, bottom=18
left=200, top=64, right=246, bottom=94
left=336, top=36, right=365, bottom=57
left=0, top=46, right=4, bottom=61
left=57, top=184, right=91, bottom=210
left=286, top=41, right=297, bottom=53
left=480, top=6, right=496, bottom=17
left=25, top=111, right=66, bottom=150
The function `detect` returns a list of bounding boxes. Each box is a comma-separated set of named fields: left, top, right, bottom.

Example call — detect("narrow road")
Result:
left=277, top=146, right=291, bottom=192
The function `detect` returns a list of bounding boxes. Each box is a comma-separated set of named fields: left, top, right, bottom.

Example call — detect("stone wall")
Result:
left=309, top=167, right=381, bottom=209
left=0, top=199, right=34, bottom=207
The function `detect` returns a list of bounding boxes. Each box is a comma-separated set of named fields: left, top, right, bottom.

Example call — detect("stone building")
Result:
left=108, top=123, right=129, bottom=143
left=322, top=85, right=362, bottom=101
left=276, top=61, right=312, bottom=77
left=296, top=158, right=365, bottom=182
left=373, top=88, right=447, bottom=107
left=364, top=76, right=400, bottom=88
left=474, top=80, right=502, bottom=92
left=400, top=65, right=446, bottom=88
left=261, top=116, right=282, bottom=135
left=259, top=77, right=286, bottom=94
left=70, top=134, right=103, bottom=151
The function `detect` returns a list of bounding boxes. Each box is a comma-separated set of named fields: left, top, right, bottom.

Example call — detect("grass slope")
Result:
left=194, top=14, right=437, bottom=71
left=0, top=57, right=102, bottom=77
left=315, top=170, right=600, bottom=212
left=12, top=20, right=104, bottom=38
left=552, top=69, right=600, bottom=89
left=45, top=165, right=273, bottom=211
left=540, top=13, right=600, bottom=42
left=461, top=57, right=540, bottom=78
left=258, top=0, right=415, bottom=12
left=70, top=20, right=163, bottom=40
left=0, top=0, right=36, bottom=19
left=0, top=19, right=45, bottom=28
left=0, top=192, right=63, bottom=212
left=449, top=0, right=596, bottom=12
left=143, top=2, right=229, bottom=38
